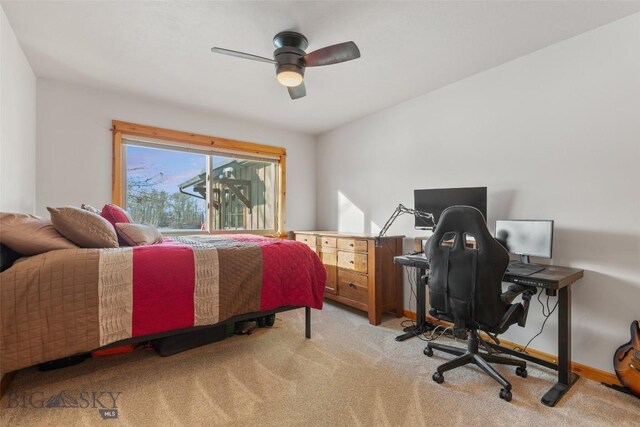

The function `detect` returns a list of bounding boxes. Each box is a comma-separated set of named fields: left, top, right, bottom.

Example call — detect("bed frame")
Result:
left=101, top=305, right=311, bottom=349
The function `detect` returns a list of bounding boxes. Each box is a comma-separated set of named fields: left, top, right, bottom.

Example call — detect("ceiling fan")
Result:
left=211, top=31, right=361, bottom=100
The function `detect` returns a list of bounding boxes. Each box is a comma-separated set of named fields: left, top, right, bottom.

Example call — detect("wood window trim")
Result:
left=111, top=120, right=287, bottom=236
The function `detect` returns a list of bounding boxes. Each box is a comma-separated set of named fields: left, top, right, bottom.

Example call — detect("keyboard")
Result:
left=506, top=261, right=544, bottom=276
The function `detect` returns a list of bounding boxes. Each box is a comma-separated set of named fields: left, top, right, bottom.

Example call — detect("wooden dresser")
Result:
left=293, top=231, right=404, bottom=325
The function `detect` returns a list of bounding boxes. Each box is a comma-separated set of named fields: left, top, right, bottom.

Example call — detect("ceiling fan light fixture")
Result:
left=276, top=63, right=304, bottom=87
left=277, top=70, right=304, bottom=87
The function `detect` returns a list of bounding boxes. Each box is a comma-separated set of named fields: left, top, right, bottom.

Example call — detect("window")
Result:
left=124, top=144, right=207, bottom=231
left=112, top=121, right=286, bottom=235
left=208, top=155, right=277, bottom=231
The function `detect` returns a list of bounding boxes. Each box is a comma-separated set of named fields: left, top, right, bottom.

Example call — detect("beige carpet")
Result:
left=1, top=301, right=638, bottom=426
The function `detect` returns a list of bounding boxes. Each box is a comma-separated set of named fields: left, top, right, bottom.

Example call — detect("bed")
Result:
left=0, top=234, right=326, bottom=375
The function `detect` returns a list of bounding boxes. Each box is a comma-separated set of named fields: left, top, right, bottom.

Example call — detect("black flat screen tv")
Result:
left=414, top=187, right=487, bottom=229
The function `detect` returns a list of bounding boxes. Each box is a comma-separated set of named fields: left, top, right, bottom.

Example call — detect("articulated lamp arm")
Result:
left=376, top=204, right=436, bottom=246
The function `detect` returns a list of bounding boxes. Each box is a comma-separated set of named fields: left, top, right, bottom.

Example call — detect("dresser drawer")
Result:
left=321, top=249, right=337, bottom=266
left=337, top=269, right=368, bottom=289
left=337, top=251, right=368, bottom=273
left=337, top=238, right=368, bottom=253
left=295, top=234, right=316, bottom=246
left=337, top=274, right=368, bottom=305
left=320, top=237, right=337, bottom=248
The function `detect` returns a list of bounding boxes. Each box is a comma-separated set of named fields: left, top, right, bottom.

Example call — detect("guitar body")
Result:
left=614, top=320, right=640, bottom=397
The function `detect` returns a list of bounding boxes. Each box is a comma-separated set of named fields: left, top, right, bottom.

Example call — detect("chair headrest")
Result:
left=436, top=205, right=485, bottom=230
left=429, top=205, right=495, bottom=251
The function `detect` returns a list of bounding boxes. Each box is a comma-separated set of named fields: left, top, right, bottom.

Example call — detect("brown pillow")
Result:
left=48, top=207, right=119, bottom=248
left=115, top=223, right=163, bottom=246
left=0, top=212, right=78, bottom=255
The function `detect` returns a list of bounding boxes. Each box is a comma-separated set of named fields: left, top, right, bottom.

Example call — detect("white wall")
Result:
left=316, top=14, right=640, bottom=373
left=0, top=6, right=36, bottom=214
left=36, top=79, right=317, bottom=230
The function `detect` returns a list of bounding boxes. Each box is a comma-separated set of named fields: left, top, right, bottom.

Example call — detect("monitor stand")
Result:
left=507, top=255, right=545, bottom=276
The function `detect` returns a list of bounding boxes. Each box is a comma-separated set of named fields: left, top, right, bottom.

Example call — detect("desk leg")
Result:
left=541, top=285, right=579, bottom=407
left=396, top=267, right=435, bottom=341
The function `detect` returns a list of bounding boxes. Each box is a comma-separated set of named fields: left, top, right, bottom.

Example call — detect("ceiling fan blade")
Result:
left=210, top=47, right=276, bottom=64
left=288, top=82, right=306, bottom=100
left=303, top=41, right=360, bottom=67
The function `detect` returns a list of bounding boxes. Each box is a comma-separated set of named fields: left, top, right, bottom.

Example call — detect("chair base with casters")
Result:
left=424, top=330, right=528, bottom=402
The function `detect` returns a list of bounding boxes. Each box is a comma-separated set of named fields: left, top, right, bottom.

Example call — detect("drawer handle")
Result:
left=324, top=241, right=329, bottom=244
left=350, top=260, right=354, bottom=264
left=349, top=243, right=354, bottom=247
left=348, top=282, right=355, bottom=288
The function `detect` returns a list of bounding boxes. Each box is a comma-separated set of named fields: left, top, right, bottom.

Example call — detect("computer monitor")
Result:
left=414, top=187, right=487, bottom=229
left=495, top=220, right=554, bottom=264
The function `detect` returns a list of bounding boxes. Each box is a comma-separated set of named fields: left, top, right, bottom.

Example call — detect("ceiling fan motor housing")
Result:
left=274, top=46, right=306, bottom=78
left=273, top=31, right=308, bottom=79
left=273, top=31, right=309, bottom=50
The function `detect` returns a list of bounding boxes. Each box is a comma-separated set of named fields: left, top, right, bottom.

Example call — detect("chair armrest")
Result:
left=500, top=284, right=536, bottom=305
left=499, top=284, right=537, bottom=328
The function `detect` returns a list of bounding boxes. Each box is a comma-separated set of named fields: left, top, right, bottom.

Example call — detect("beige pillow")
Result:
left=48, top=207, right=118, bottom=248
left=115, top=223, right=163, bottom=246
left=0, top=212, right=78, bottom=255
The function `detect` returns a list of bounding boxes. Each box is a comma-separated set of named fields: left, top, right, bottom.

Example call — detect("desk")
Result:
left=394, top=255, right=584, bottom=407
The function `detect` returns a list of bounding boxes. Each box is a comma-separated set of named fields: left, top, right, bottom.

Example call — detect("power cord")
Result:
left=421, top=325, right=454, bottom=342
left=399, top=266, right=456, bottom=342
left=400, top=265, right=418, bottom=331
left=406, top=265, right=416, bottom=319
left=518, top=291, right=559, bottom=353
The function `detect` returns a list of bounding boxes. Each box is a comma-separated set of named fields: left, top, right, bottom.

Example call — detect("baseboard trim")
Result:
left=402, top=309, right=621, bottom=387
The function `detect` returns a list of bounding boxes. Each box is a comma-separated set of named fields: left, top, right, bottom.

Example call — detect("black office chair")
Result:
left=423, top=206, right=536, bottom=402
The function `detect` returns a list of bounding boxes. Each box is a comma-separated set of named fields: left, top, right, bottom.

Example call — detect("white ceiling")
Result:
left=3, top=1, right=640, bottom=135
